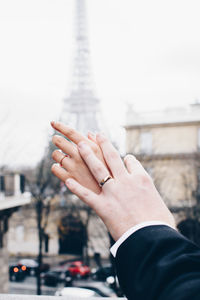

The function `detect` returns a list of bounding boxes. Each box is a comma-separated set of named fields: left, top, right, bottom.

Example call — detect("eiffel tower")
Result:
left=61, top=0, right=102, bottom=134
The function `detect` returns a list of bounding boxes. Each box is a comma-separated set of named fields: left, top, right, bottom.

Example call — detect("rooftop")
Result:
left=126, top=103, right=200, bottom=127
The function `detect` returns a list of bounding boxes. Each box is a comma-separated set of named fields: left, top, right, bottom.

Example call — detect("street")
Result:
left=9, top=275, right=116, bottom=297
left=9, top=276, right=61, bottom=296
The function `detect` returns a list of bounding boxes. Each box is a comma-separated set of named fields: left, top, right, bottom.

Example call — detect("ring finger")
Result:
left=52, top=150, right=74, bottom=170
left=78, top=142, right=113, bottom=186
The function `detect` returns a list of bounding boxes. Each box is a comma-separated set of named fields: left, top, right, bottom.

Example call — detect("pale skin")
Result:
left=51, top=121, right=105, bottom=194
left=51, top=122, right=175, bottom=241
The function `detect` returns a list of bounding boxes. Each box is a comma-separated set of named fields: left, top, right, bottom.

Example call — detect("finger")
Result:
left=66, top=178, right=98, bottom=207
left=78, top=142, right=112, bottom=184
left=51, top=163, right=70, bottom=182
left=96, top=133, right=126, bottom=177
left=124, top=154, right=144, bottom=174
left=87, top=132, right=97, bottom=143
left=52, top=135, right=78, bottom=157
left=52, top=150, right=74, bottom=170
left=51, top=122, right=89, bottom=145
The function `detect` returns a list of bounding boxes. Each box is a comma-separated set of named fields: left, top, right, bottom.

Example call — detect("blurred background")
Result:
left=1, top=0, right=200, bottom=297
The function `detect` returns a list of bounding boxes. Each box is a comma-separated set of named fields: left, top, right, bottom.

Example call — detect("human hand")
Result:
left=64, top=133, right=175, bottom=241
left=51, top=121, right=105, bottom=194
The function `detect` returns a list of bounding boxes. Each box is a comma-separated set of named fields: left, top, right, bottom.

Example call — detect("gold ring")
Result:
left=99, top=175, right=113, bottom=187
left=60, top=155, right=69, bottom=167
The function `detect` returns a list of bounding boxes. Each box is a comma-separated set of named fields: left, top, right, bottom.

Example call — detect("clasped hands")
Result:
left=51, top=122, right=175, bottom=241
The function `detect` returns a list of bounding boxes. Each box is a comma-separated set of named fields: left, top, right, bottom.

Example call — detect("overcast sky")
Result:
left=1, top=0, right=200, bottom=168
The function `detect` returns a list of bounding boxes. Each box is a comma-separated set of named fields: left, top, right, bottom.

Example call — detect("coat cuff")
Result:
left=110, top=221, right=173, bottom=257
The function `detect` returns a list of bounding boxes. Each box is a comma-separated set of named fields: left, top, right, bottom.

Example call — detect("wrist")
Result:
left=105, top=215, right=175, bottom=242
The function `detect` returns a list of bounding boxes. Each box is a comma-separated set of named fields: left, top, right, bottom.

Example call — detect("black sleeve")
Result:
left=115, top=225, right=200, bottom=300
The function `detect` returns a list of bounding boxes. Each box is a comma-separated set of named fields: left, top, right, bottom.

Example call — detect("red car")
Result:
left=68, top=261, right=90, bottom=278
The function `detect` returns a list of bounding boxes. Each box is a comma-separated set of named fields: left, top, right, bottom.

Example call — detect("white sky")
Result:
left=1, top=0, right=200, bottom=167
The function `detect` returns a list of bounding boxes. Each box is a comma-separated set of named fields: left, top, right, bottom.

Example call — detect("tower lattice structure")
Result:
left=61, top=0, right=102, bottom=134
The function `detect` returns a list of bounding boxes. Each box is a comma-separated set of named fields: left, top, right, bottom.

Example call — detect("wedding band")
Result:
left=99, top=175, right=113, bottom=187
left=60, top=155, right=69, bottom=166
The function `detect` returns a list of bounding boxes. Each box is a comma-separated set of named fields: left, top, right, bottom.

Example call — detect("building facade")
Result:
left=8, top=194, right=110, bottom=259
left=0, top=173, right=31, bottom=293
left=125, top=104, right=200, bottom=242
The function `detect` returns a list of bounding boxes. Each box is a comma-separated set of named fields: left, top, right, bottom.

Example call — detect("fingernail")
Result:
left=51, top=121, right=56, bottom=127
left=88, top=131, right=95, bottom=137
left=54, top=134, right=61, bottom=140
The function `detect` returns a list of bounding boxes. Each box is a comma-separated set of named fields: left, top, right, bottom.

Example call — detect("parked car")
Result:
left=41, top=267, right=72, bottom=287
left=18, top=259, right=49, bottom=276
left=9, top=264, right=26, bottom=282
left=41, top=270, right=63, bottom=287
left=68, top=261, right=90, bottom=278
left=55, top=287, right=101, bottom=297
left=91, top=264, right=114, bottom=281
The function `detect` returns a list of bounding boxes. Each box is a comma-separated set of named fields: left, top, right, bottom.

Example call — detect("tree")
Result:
left=25, top=141, right=61, bottom=295
left=25, top=139, right=95, bottom=294
left=176, top=156, right=200, bottom=245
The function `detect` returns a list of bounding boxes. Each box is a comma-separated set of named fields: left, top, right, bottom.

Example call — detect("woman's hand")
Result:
left=51, top=121, right=105, bottom=194
left=64, top=133, right=175, bottom=241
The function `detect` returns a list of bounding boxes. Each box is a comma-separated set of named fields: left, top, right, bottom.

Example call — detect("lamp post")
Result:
left=36, top=198, right=43, bottom=295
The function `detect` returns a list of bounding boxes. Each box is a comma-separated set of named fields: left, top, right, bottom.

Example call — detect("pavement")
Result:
left=9, top=276, right=60, bottom=296
left=9, top=275, right=116, bottom=297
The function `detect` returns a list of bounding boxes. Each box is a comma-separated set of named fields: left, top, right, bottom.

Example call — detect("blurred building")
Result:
left=8, top=193, right=110, bottom=259
left=0, top=173, right=31, bottom=293
left=125, top=103, right=200, bottom=244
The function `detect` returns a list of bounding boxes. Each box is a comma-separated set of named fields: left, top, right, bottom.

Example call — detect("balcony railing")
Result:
left=0, top=295, right=124, bottom=300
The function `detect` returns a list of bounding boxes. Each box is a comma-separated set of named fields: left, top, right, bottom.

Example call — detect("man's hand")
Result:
left=51, top=121, right=105, bottom=194
left=64, top=133, right=175, bottom=241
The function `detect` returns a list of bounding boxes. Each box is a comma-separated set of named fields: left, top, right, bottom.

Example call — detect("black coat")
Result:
left=115, top=225, right=200, bottom=300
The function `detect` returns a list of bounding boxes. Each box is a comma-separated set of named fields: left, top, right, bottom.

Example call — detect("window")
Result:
left=0, top=176, right=5, bottom=192
left=197, top=169, right=200, bottom=200
left=140, top=132, right=152, bottom=154
left=198, top=128, right=200, bottom=151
